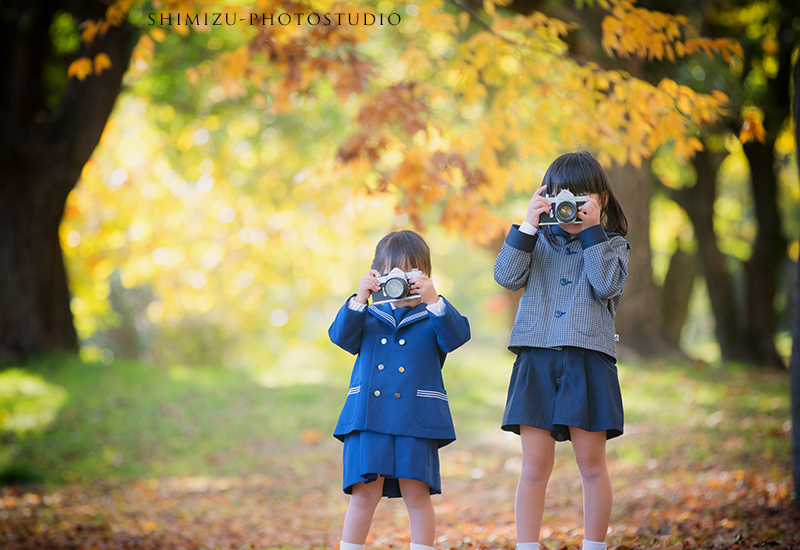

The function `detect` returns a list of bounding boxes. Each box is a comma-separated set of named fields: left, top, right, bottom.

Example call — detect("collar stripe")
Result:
left=368, top=306, right=396, bottom=328
left=399, top=310, right=428, bottom=327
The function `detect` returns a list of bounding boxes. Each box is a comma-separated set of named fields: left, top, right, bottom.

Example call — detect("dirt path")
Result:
left=1, top=433, right=797, bottom=549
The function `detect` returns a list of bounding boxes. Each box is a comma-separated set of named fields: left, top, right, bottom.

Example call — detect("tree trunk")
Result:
left=672, top=148, right=759, bottom=362
left=743, top=138, right=788, bottom=368
left=738, top=14, right=795, bottom=368
left=0, top=1, right=138, bottom=366
left=660, top=248, right=696, bottom=348
left=790, top=47, right=800, bottom=514
left=608, top=160, right=679, bottom=356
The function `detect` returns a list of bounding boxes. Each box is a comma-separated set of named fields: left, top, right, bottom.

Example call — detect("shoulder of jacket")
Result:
left=606, top=233, right=632, bottom=249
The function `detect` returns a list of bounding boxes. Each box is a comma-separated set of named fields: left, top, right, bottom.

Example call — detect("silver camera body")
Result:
left=372, top=267, right=422, bottom=304
left=538, top=189, right=588, bottom=225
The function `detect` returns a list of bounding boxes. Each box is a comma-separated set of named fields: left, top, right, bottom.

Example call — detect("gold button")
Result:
left=394, top=393, right=401, bottom=398
left=399, top=339, right=406, bottom=345
left=399, top=366, right=405, bottom=373
left=374, top=390, right=381, bottom=397
left=378, top=364, right=385, bottom=370
left=381, top=338, right=387, bottom=344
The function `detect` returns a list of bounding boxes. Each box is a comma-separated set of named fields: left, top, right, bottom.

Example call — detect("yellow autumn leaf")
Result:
left=458, top=11, right=470, bottom=31
left=94, top=53, right=112, bottom=75
left=186, top=67, right=199, bottom=85
left=740, top=119, right=766, bottom=144
left=68, top=57, right=93, bottom=80
left=81, top=20, right=99, bottom=44
left=106, top=2, right=126, bottom=26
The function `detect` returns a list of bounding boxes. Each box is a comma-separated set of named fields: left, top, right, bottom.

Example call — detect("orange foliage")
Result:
left=71, top=0, right=744, bottom=247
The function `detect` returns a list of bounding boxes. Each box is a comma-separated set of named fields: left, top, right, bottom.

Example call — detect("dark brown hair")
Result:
left=371, top=230, right=432, bottom=276
left=541, top=151, right=628, bottom=243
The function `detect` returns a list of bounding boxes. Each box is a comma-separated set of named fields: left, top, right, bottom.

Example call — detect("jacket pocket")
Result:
left=415, top=385, right=452, bottom=429
left=338, top=382, right=361, bottom=424
left=574, top=299, right=604, bottom=338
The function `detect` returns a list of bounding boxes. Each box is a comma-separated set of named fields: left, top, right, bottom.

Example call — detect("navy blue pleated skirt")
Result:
left=501, top=346, right=624, bottom=442
left=342, top=431, right=441, bottom=498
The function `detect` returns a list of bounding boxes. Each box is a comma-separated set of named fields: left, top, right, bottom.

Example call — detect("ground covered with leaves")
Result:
left=0, top=354, right=797, bottom=549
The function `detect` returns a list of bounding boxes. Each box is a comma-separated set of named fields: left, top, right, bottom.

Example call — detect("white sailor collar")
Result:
left=368, top=301, right=429, bottom=330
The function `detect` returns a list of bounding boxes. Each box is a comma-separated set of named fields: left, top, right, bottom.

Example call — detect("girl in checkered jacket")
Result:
left=494, top=152, right=630, bottom=550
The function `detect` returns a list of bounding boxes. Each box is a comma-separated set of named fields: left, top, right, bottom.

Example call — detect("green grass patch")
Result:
left=0, top=347, right=791, bottom=486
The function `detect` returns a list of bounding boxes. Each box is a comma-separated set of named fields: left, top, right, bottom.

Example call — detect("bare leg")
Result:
left=570, top=428, right=612, bottom=543
left=399, top=478, right=435, bottom=545
left=516, top=426, right=556, bottom=543
left=342, top=477, right=385, bottom=544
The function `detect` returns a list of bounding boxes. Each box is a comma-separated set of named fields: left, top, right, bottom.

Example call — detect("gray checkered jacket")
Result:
left=494, top=224, right=631, bottom=359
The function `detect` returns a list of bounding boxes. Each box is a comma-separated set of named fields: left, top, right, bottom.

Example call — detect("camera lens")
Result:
left=384, top=278, right=407, bottom=299
left=556, top=202, right=577, bottom=223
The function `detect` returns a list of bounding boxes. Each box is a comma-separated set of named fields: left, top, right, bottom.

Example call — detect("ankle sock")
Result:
left=582, top=540, right=605, bottom=550
left=410, top=544, right=435, bottom=550
left=340, top=542, right=365, bottom=550
left=517, top=543, right=541, bottom=550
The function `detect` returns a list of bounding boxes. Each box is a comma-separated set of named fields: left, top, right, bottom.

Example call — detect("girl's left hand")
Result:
left=409, top=274, right=439, bottom=305
left=578, top=197, right=601, bottom=228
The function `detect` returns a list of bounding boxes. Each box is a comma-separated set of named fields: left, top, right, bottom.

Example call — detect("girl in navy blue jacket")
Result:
left=494, top=152, right=630, bottom=550
left=330, top=230, right=471, bottom=550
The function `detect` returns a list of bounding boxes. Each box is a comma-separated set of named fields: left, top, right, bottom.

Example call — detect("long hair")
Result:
left=540, top=152, right=628, bottom=246
left=371, top=230, right=432, bottom=276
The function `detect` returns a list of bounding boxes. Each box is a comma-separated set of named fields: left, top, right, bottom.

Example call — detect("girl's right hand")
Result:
left=355, top=269, right=382, bottom=304
left=525, top=184, right=552, bottom=228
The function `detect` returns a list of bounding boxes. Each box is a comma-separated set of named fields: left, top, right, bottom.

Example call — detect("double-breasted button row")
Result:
left=372, top=390, right=402, bottom=398
left=380, top=337, right=406, bottom=345
left=377, top=364, right=406, bottom=372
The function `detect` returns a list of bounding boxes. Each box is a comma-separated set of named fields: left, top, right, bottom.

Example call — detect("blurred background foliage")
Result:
left=1, top=0, right=797, bottom=492
left=51, top=0, right=799, bottom=371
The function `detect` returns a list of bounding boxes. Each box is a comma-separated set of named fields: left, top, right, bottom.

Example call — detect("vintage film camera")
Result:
left=538, top=189, right=588, bottom=226
left=371, top=267, right=422, bottom=304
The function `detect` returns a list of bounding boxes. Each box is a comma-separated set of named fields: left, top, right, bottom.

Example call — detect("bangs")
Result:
left=544, top=152, right=607, bottom=197
left=371, top=230, right=432, bottom=275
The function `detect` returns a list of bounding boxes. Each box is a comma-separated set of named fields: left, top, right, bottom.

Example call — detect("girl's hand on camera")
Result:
left=355, top=270, right=382, bottom=304
left=410, top=274, right=438, bottom=305
left=578, top=197, right=601, bottom=228
left=526, top=185, right=551, bottom=228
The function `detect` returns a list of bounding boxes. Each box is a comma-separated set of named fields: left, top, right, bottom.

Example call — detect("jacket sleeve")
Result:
left=494, top=225, right=537, bottom=291
left=579, top=226, right=630, bottom=300
left=328, top=295, right=368, bottom=355
left=427, top=297, right=471, bottom=353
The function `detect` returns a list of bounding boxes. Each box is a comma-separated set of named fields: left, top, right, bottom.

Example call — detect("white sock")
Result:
left=340, top=542, right=365, bottom=550
left=518, top=543, right=541, bottom=550
left=410, top=544, right=435, bottom=550
left=582, top=540, right=605, bottom=550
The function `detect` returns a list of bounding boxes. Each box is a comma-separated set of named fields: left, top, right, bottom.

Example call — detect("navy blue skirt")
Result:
left=342, top=431, right=441, bottom=498
left=501, top=346, right=624, bottom=442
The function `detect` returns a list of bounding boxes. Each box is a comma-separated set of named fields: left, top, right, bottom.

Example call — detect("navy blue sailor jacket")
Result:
left=494, top=224, right=631, bottom=359
left=329, top=295, right=471, bottom=448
